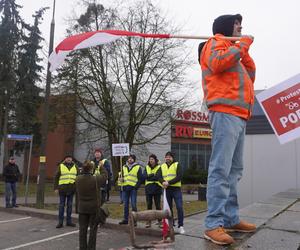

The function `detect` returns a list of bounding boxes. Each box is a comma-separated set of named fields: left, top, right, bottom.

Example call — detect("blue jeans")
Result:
left=205, top=111, right=246, bottom=230
left=122, top=188, right=137, bottom=222
left=166, top=187, right=184, bottom=227
left=58, top=192, right=74, bottom=224
left=5, top=182, right=17, bottom=207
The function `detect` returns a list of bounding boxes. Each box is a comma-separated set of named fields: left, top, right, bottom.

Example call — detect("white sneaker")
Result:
left=178, top=226, right=185, bottom=234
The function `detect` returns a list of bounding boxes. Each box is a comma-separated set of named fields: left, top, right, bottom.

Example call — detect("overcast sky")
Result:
left=19, top=0, right=300, bottom=102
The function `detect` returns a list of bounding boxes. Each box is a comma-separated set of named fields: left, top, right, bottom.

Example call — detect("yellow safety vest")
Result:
left=145, top=165, right=162, bottom=187
left=92, top=159, right=106, bottom=176
left=58, top=164, right=77, bottom=185
left=123, top=165, right=140, bottom=187
left=161, top=162, right=181, bottom=187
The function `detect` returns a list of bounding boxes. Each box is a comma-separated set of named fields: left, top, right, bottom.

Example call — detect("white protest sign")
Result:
left=256, top=73, right=300, bottom=144
left=112, top=143, right=130, bottom=156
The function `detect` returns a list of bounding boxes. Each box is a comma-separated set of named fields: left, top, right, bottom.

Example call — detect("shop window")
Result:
left=189, top=144, right=198, bottom=170
left=205, top=144, right=212, bottom=170
left=171, top=143, right=180, bottom=164
left=179, top=144, right=189, bottom=171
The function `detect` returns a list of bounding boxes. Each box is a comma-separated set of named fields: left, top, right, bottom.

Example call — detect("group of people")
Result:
left=117, top=152, right=185, bottom=234
left=53, top=149, right=186, bottom=249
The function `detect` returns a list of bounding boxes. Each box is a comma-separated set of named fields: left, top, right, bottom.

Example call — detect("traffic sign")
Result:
left=7, top=134, right=33, bottom=141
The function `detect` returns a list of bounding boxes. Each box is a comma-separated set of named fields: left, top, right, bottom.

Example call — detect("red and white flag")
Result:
left=49, top=30, right=170, bottom=72
left=162, top=188, right=171, bottom=238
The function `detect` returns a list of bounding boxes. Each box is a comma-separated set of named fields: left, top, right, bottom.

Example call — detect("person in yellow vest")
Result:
left=54, top=155, right=79, bottom=228
left=119, top=154, right=143, bottom=225
left=91, top=149, right=112, bottom=205
left=144, top=154, right=162, bottom=228
left=160, top=151, right=185, bottom=234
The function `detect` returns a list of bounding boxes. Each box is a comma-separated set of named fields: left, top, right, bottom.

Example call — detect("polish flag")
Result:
left=162, top=188, right=171, bottom=239
left=49, top=30, right=170, bottom=72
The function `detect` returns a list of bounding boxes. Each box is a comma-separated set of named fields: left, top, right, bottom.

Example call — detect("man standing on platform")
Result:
left=199, top=14, right=256, bottom=245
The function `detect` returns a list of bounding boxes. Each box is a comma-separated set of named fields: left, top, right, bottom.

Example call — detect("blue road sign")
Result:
left=7, top=134, right=33, bottom=141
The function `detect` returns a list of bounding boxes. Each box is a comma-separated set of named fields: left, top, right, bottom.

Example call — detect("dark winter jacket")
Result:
left=53, top=162, right=79, bottom=195
left=3, top=163, right=20, bottom=183
left=76, top=166, right=107, bottom=214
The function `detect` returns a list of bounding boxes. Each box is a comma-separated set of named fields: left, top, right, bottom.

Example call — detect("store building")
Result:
left=171, top=109, right=212, bottom=171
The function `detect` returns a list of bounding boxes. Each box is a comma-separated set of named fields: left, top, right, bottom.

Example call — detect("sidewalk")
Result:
left=0, top=192, right=199, bottom=205
left=1, top=189, right=300, bottom=249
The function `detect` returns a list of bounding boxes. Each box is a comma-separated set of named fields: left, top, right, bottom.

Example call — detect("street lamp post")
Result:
left=36, top=0, right=56, bottom=208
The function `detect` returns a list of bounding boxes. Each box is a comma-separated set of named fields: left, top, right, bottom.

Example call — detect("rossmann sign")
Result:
left=175, top=109, right=209, bottom=124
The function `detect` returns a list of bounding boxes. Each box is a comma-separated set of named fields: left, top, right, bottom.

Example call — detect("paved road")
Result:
left=0, top=211, right=158, bottom=250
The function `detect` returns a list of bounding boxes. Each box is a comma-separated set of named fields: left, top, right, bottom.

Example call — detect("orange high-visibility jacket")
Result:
left=200, top=34, right=256, bottom=120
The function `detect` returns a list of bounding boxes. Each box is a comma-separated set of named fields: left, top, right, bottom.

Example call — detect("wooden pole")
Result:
left=169, top=34, right=242, bottom=41
left=120, top=156, right=123, bottom=191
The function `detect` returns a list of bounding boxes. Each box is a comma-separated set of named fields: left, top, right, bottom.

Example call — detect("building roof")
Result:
left=246, top=92, right=274, bottom=135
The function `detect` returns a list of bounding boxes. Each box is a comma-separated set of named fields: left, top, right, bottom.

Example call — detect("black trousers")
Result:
left=146, top=193, right=161, bottom=210
left=79, top=213, right=98, bottom=250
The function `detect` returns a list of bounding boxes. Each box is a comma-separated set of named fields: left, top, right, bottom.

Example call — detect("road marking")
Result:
left=2, top=230, right=79, bottom=250
left=0, top=217, right=31, bottom=224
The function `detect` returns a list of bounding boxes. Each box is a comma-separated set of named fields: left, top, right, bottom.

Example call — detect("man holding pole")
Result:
left=198, top=14, right=256, bottom=245
left=160, top=151, right=185, bottom=234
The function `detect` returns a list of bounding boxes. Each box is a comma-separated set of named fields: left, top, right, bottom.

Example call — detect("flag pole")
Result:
left=169, top=34, right=242, bottom=41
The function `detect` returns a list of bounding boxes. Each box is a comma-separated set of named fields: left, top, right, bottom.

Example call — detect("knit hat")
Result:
left=165, top=151, right=174, bottom=158
left=94, top=148, right=102, bottom=154
left=64, top=154, right=73, bottom=160
left=212, top=14, right=242, bottom=37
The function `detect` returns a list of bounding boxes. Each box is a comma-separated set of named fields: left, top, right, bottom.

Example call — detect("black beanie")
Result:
left=212, top=14, right=242, bottom=37
left=64, top=154, right=73, bottom=160
left=165, top=151, right=174, bottom=159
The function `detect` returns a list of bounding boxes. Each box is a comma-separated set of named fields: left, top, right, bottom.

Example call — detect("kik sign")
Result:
left=175, top=125, right=212, bottom=139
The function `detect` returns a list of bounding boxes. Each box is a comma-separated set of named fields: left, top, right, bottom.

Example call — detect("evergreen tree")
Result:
left=0, top=0, right=24, bottom=162
left=0, top=1, right=47, bottom=162
left=14, top=8, right=48, bottom=146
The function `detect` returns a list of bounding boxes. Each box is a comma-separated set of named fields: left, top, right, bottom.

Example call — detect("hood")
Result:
left=212, top=14, right=242, bottom=37
left=198, top=41, right=206, bottom=63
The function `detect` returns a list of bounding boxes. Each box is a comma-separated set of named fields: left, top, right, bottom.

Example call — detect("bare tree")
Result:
left=53, top=0, right=194, bottom=174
